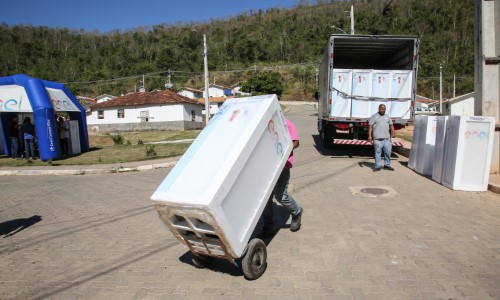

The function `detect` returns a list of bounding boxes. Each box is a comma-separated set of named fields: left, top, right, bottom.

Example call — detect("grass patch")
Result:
left=0, top=130, right=200, bottom=167
left=395, top=125, right=414, bottom=143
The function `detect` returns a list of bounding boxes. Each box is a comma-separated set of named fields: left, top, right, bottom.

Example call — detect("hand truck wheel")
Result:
left=242, top=238, right=267, bottom=280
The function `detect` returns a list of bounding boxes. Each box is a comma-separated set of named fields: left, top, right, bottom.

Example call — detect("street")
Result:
left=1, top=104, right=499, bottom=299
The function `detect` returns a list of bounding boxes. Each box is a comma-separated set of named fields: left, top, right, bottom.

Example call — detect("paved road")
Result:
left=1, top=104, right=499, bottom=299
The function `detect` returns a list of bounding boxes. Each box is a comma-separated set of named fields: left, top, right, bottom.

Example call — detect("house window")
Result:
left=140, top=110, right=149, bottom=122
left=98, top=110, right=104, bottom=119
left=191, top=110, right=195, bottom=121
left=117, top=109, right=125, bottom=118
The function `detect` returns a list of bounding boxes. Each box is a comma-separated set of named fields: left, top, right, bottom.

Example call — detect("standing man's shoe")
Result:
left=290, top=207, right=303, bottom=232
left=373, top=167, right=381, bottom=172
left=383, top=166, right=394, bottom=171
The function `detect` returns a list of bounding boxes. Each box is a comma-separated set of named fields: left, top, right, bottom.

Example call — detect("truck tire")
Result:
left=242, top=238, right=267, bottom=280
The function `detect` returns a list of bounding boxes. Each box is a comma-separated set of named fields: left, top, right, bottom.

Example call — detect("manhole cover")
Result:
left=349, top=186, right=398, bottom=198
left=360, top=188, right=389, bottom=195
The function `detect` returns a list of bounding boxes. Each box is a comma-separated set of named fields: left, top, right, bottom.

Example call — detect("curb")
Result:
left=0, top=161, right=177, bottom=176
left=393, top=146, right=410, bottom=158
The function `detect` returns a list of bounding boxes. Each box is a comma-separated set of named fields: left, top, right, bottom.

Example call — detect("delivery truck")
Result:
left=318, top=34, right=419, bottom=148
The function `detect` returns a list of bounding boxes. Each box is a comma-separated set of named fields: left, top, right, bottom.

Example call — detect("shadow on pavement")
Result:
left=0, top=215, right=42, bottom=238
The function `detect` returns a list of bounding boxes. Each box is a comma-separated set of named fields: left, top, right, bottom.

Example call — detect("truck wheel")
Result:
left=242, top=238, right=267, bottom=280
left=191, top=253, right=214, bottom=268
left=321, top=130, right=334, bottom=149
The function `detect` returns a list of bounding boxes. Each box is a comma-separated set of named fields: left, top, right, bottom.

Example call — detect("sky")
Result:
left=1, top=0, right=299, bottom=33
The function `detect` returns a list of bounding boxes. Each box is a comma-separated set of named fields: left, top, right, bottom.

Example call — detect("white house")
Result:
left=203, top=84, right=231, bottom=98
left=87, top=89, right=204, bottom=132
left=178, top=87, right=203, bottom=100
left=428, top=92, right=475, bottom=116
left=231, top=82, right=251, bottom=96
left=198, top=96, right=233, bottom=118
left=94, top=94, right=116, bottom=104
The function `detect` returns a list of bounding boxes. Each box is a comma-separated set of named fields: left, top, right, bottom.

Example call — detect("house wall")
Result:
left=449, top=97, right=475, bottom=116
left=204, top=87, right=225, bottom=98
left=179, top=90, right=194, bottom=99
left=87, top=103, right=202, bottom=132
left=179, top=90, right=202, bottom=99
left=96, top=96, right=114, bottom=103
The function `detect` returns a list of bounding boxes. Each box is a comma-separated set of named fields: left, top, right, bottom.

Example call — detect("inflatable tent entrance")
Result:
left=0, top=74, right=89, bottom=161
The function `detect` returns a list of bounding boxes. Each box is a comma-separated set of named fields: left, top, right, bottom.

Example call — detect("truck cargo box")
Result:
left=318, top=35, right=419, bottom=148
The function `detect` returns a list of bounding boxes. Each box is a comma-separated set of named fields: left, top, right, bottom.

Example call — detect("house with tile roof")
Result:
left=203, top=84, right=232, bottom=98
left=198, top=96, right=233, bottom=118
left=94, top=94, right=116, bottom=104
left=178, top=87, right=203, bottom=100
left=87, top=89, right=204, bottom=132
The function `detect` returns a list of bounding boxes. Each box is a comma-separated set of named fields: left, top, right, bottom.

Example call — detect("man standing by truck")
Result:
left=368, top=104, right=395, bottom=171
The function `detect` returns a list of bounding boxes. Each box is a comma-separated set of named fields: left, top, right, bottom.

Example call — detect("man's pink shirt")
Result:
left=285, top=118, right=299, bottom=168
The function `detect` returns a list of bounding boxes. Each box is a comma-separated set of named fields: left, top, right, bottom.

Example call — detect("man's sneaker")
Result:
left=260, top=225, right=277, bottom=237
left=290, top=207, right=303, bottom=232
left=383, top=166, right=394, bottom=171
left=373, top=167, right=381, bottom=172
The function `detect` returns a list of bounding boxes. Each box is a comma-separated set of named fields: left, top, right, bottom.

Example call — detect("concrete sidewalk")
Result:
left=0, top=156, right=179, bottom=176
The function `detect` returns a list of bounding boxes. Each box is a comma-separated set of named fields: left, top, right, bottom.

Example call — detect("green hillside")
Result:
left=0, top=0, right=474, bottom=101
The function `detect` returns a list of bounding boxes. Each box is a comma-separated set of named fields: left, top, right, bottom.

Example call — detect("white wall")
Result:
left=450, top=97, right=474, bottom=116
left=179, top=90, right=202, bottom=100
left=183, top=103, right=203, bottom=122
left=96, top=96, right=114, bottom=103
left=87, top=104, right=193, bottom=125
left=204, top=87, right=225, bottom=98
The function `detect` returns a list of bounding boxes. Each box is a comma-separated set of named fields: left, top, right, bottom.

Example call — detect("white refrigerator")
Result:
left=441, top=116, right=495, bottom=191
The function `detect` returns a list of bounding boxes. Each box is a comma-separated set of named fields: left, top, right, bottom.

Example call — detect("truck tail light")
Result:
left=329, top=99, right=332, bottom=104
left=330, top=53, right=334, bottom=59
left=334, top=123, right=350, bottom=129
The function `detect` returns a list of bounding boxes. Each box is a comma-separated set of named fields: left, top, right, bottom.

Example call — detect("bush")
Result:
left=111, top=134, right=124, bottom=145
left=137, top=139, right=144, bottom=145
left=145, top=145, right=157, bottom=157
left=126, top=139, right=131, bottom=145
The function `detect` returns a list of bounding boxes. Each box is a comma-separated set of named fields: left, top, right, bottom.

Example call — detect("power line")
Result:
left=62, top=61, right=319, bottom=86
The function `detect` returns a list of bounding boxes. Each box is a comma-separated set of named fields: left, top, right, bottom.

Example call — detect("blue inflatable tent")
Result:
left=0, top=74, right=89, bottom=161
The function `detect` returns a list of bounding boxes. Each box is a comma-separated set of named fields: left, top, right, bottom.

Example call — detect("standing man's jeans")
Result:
left=9, top=137, right=19, bottom=158
left=373, top=138, right=392, bottom=168
left=24, top=138, right=35, bottom=159
left=263, top=167, right=300, bottom=227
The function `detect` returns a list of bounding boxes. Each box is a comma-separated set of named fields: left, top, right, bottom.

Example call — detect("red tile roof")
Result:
left=90, top=89, right=203, bottom=109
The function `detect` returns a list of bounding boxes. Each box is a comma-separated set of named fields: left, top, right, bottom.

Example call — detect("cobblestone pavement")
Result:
left=1, top=104, right=499, bottom=300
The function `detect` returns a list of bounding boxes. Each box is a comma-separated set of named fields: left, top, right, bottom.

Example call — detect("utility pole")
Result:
left=432, top=82, right=434, bottom=100
left=439, top=63, right=443, bottom=114
left=203, top=34, right=210, bottom=122
left=343, top=5, right=354, bottom=35
left=165, top=69, right=173, bottom=89
left=350, top=5, right=354, bottom=35
left=453, top=73, right=456, bottom=98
